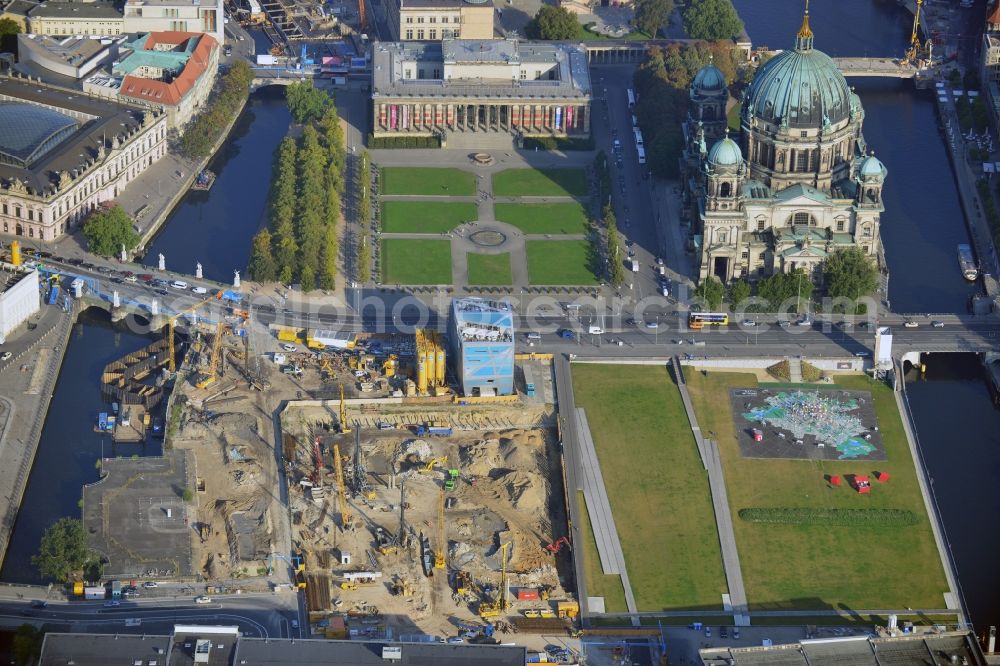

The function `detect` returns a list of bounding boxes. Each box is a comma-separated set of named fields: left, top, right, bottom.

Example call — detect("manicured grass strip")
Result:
left=572, top=364, right=726, bottom=611
left=494, top=202, right=590, bottom=235
left=738, top=508, right=919, bottom=527
left=525, top=240, right=600, bottom=285
left=380, top=239, right=452, bottom=284
left=576, top=490, right=628, bottom=613
left=684, top=371, right=949, bottom=611
left=493, top=168, right=588, bottom=197
left=466, top=253, right=512, bottom=286
left=380, top=167, right=476, bottom=196
left=381, top=201, right=477, bottom=234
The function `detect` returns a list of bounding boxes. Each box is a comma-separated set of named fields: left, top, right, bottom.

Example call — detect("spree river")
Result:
left=735, top=0, right=1000, bottom=631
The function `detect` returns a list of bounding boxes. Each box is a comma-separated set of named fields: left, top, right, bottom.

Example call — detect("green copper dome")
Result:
left=743, top=11, right=852, bottom=129
left=859, top=154, right=886, bottom=179
left=692, top=63, right=726, bottom=94
left=708, top=135, right=743, bottom=168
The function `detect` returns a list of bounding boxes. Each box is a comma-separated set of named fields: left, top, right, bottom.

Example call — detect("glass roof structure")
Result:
left=0, top=102, right=79, bottom=168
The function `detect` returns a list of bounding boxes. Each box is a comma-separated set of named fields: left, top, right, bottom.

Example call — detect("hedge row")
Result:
left=738, top=507, right=918, bottom=527
left=367, top=135, right=441, bottom=149
left=523, top=135, right=595, bottom=151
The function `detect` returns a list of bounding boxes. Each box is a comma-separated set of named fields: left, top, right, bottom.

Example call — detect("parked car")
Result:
left=123, top=275, right=137, bottom=283
left=280, top=343, right=298, bottom=352
left=138, top=274, right=154, bottom=282
left=1, top=352, right=11, bottom=361
left=170, top=280, right=189, bottom=289
left=155, top=289, right=168, bottom=296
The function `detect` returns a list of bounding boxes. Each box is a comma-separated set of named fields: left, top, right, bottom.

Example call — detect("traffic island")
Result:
left=82, top=450, right=195, bottom=579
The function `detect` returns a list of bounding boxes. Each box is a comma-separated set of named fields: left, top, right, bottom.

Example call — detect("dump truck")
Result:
left=414, top=422, right=453, bottom=437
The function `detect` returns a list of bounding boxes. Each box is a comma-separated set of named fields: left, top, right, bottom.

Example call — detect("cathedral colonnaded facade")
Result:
left=681, top=10, right=887, bottom=285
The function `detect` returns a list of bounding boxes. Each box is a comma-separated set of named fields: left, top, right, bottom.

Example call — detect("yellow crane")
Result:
left=333, top=443, right=352, bottom=529
left=339, top=384, right=351, bottom=434
left=902, top=0, right=926, bottom=66
left=195, top=321, right=226, bottom=389
left=167, top=291, right=222, bottom=372
left=435, top=489, right=446, bottom=569
left=478, top=542, right=510, bottom=619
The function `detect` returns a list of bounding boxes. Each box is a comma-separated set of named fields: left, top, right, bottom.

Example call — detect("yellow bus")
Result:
left=688, top=312, right=729, bottom=329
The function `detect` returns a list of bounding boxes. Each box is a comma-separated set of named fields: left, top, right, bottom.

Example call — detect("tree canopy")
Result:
left=694, top=276, right=724, bottom=310
left=757, top=268, right=813, bottom=312
left=286, top=81, right=331, bottom=124
left=824, top=247, right=879, bottom=308
left=179, top=61, right=252, bottom=159
left=32, top=518, right=92, bottom=581
left=633, top=0, right=673, bottom=38
left=82, top=206, right=139, bottom=257
left=728, top=279, right=750, bottom=307
left=525, top=5, right=579, bottom=40
left=13, top=624, right=43, bottom=665
left=0, top=17, right=20, bottom=54
left=682, top=0, right=743, bottom=40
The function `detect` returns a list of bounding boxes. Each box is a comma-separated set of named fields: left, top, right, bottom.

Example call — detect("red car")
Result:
left=752, top=428, right=763, bottom=442
left=138, top=274, right=154, bottom=282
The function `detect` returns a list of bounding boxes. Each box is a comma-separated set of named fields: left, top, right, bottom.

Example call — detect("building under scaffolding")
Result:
left=449, top=298, right=514, bottom=397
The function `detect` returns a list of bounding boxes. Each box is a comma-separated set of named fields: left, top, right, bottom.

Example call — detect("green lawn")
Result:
left=572, top=364, right=727, bottom=611
left=382, top=201, right=478, bottom=233
left=466, top=253, right=512, bottom=285
left=381, top=239, right=452, bottom=284
left=684, top=371, right=949, bottom=611
left=494, top=203, right=590, bottom=235
left=525, top=240, right=599, bottom=285
left=576, top=491, right=628, bottom=613
left=728, top=102, right=742, bottom=132
left=380, top=167, right=476, bottom=196
left=493, top=168, right=588, bottom=197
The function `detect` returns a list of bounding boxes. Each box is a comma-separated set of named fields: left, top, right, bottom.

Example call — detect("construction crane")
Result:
left=397, top=481, right=407, bottom=548
left=352, top=428, right=375, bottom=500
left=195, top=321, right=226, bottom=389
left=435, top=489, right=446, bottom=569
left=339, top=384, right=351, bottom=434
left=311, top=436, right=324, bottom=485
left=333, top=442, right=352, bottom=529
left=478, top=542, right=510, bottom=619
left=902, top=0, right=929, bottom=66
left=358, top=0, right=366, bottom=32
left=167, top=291, right=222, bottom=372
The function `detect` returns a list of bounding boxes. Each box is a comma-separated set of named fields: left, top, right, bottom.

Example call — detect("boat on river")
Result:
left=191, top=170, right=216, bottom=191
left=958, top=244, right=978, bottom=281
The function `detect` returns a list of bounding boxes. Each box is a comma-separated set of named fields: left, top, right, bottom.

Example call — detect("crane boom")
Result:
left=333, top=442, right=351, bottom=528
left=435, top=489, right=445, bottom=569
left=166, top=291, right=222, bottom=372
left=196, top=321, right=225, bottom=388
left=498, top=541, right=509, bottom=611
left=339, top=384, right=351, bottom=434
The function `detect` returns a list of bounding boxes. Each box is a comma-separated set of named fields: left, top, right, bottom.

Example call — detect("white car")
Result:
left=280, top=343, right=298, bottom=352
left=741, top=319, right=757, bottom=327
left=191, top=286, right=208, bottom=295
left=123, top=275, right=138, bottom=283
left=194, top=596, right=212, bottom=604
left=931, top=321, right=945, bottom=328
left=170, top=280, right=189, bottom=290
left=903, top=320, right=918, bottom=328
left=644, top=321, right=659, bottom=330
left=0, top=351, right=10, bottom=361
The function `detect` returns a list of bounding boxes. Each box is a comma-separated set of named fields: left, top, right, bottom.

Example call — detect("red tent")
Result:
left=853, top=475, right=872, bottom=494
left=830, top=475, right=842, bottom=487
left=876, top=471, right=890, bottom=483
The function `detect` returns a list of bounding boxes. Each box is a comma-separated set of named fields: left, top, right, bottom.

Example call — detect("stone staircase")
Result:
left=787, top=357, right=803, bottom=383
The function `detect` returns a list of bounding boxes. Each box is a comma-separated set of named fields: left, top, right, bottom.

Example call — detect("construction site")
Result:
left=150, top=294, right=577, bottom=641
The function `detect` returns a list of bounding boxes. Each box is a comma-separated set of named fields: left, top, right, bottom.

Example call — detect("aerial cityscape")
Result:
left=0, top=0, right=997, bottom=663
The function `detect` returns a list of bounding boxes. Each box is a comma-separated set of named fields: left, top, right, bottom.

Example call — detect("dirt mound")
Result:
left=491, top=470, right=545, bottom=513
left=400, top=439, right=431, bottom=462
left=461, top=439, right=503, bottom=476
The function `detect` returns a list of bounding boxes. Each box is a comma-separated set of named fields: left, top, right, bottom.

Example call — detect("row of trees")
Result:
left=82, top=205, right=140, bottom=257
left=694, top=248, right=879, bottom=311
left=525, top=0, right=673, bottom=39
left=633, top=42, right=739, bottom=178
left=604, top=204, right=626, bottom=288
left=180, top=60, right=253, bottom=160
left=248, top=82, right=345, bottom=291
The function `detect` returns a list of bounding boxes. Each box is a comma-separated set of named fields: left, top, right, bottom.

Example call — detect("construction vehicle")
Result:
left=545, top=536, right=571, bottom=554
left=435, top=489, right=446, bottom=569
left=375, top=527, right=397, bottom=555
left=414, top=421, right=453, bottom=437
left=418, top=456, right=449, bottom=474
left=167, top=291, right=223, bottom=372
left=195, top=321, right=226, bottom=389
left=478, top=542, right=510, bottom=619
left=556, top=600, right=580, bottom=619
left=382, top=354, right=398, bottom=377
left=390, top=576, right=412, bottom=597
left=444, top=469, right=460, bottom=491
left=333, top=443, right=352, bottom=528
left=339, top=581, right=358, bottom=591
left=339, top=384, right=351, bottom=434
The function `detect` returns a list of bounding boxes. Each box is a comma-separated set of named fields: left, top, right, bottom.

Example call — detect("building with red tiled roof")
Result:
left=115, top=31, right=219, bottom=128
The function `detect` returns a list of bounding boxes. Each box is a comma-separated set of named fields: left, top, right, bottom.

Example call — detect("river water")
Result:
left=0, top=310, right=163, bottom=584
left=139, top=88, right=291, bottom=283
left=735, top=0, right=1000, bottom=630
